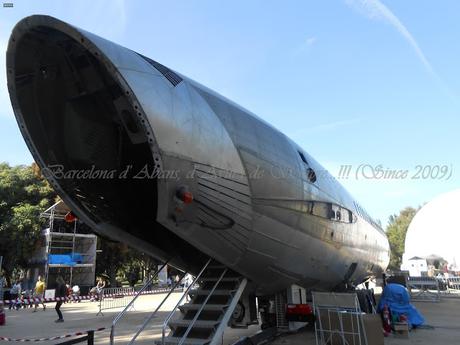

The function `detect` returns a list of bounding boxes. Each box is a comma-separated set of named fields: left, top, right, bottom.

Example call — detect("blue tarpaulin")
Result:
left=48, top=253, right=83, bottom=266
left=377, top=283, right=425, bottom=327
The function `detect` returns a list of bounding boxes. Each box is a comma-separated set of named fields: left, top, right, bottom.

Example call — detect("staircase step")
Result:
left=200, top=281, right=240, bottom=291
left=155, top=337, right=210, bottom=345
left=206, top=264, right=226, bottom=269
left=189, top=289, right=235, bottom=296
left=179, top=304, right=228, bottom=312
left=169, top=319, right=220, bottom=330
left=199, top=277, right=240, bottom=282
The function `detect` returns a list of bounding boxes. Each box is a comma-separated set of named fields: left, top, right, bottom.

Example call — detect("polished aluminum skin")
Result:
left=6, top=16, right=389, bottom=295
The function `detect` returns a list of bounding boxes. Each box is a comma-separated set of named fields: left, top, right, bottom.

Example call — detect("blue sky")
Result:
left=1, top=0, right=459, bottom=225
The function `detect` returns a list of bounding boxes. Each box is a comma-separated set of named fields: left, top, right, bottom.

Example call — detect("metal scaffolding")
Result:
left=31, top=201, right=97, bottom=293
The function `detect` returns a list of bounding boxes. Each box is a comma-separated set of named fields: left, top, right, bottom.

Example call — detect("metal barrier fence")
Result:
left=439, top=277, right=460, bottom=297
left=407, top=276, right=440, bottom=302
left=97, top=286, right=184, bottom=316
left=312, top=292, right=368, bottom=345
left=97, top=287, right=135, bottom=316
left=406, top=276, right=460, bottom=301
left=446, top=277, right=460, bottom=290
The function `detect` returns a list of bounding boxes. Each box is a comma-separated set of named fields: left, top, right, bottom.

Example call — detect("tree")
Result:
left=0, top=163, right=55, bottom=282
left=95, top=239, right=134, bottom=287
left=385, top=206, right=418, bottom=270
left=0, top=162, right=159, bottom=287
left=95, top=238, right=160, bottom=287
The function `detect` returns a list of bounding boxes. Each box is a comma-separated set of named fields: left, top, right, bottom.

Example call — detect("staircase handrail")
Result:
left=127, top=272, right=186, bottom=345
left=161, top=258, right=212, bottom=345
left=110, top=260, right=169, bottom=345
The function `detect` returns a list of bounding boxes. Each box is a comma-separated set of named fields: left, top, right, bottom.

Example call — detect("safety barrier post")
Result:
left=97, top=296, right=103, bottom=316
left=51, top=329, right=99, bottom=345
left=87, top=330, right=94, bottom=345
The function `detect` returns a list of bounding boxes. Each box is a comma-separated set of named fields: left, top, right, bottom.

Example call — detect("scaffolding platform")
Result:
left=27, top=201, right=97, bottom=294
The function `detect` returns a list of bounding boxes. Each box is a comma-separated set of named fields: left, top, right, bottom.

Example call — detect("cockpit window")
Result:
left=298, top=151, right=316, bottom=183
left=299, top=151, right=308, bottom=164
left=307, top=167, right=317, bottom=183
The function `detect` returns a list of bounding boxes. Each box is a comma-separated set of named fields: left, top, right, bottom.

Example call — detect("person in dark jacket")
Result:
left=54, top=276, right=66, bottom=322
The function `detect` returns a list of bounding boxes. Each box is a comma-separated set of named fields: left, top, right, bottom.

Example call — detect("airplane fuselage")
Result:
left=7, top=15, right=389, bottom=296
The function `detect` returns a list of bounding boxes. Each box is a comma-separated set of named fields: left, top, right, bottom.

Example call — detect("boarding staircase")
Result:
left=160, top=260, right=247, bottom=345
left=110, top=258, right=247, bottom=345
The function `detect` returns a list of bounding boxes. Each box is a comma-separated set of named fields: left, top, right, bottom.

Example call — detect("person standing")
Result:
left=0, top=271, right=6, bottom=303
left=167, top=276, right=172, bottom=288
left=54, top=276, right=66, bottom=322
left=9, top=280, right=21, bottom=310
left=33, top=275, right=46, bottom=312
left=184, top=274, right=193, bottom=302
left=95, top=277, right=105, bottom=301
left=89, top=277, right=106, bottom=301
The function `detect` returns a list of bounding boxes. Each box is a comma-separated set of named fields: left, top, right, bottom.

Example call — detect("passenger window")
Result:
left=312, top=202, right=330, bottom=218
left=330, top=210, right=336, bottom=220
left=307, top=201, right=354, bottom=223
left=307, top=202, right=314, bottom=214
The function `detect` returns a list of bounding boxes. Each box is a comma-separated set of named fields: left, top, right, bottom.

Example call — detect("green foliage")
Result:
left=0, top=163, right=55, bottom=280
left=96, top=239, right=159, bottom=286
left=96, top=240, right=132, bottom=286
left=386, top=206, right=418, bottom=270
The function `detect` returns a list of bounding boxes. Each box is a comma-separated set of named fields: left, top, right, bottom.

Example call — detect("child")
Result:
left=33, top=276, right=46, bottom=311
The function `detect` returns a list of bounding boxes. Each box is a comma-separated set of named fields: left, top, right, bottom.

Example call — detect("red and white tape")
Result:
left=2, top=295, right=92, bottom=304
left=0, top=327, right=105, bottom=342
left=2, top=287, right=179, bottom=305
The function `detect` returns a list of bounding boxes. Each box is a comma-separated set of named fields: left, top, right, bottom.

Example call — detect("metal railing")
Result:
left=161, top=258, right=212, bottom=345
left=110, top=261, right=168, bottom=345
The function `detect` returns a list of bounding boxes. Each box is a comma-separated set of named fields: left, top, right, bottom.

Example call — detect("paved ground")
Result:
left=1, top=292, right=257, bottom=345
left=2, top=293, right=460, bottom=345
left=269, top=296, right=460, bottom=345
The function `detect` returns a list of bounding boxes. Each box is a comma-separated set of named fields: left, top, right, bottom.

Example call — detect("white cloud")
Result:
left=346, top=0, right=432, bottom=75
left=306, top=36, right=317, bottom=46
left=345, top=0, right=456, bottom=101
left=290, top=35, right=318, bottom=58
left=291, top=117, right=361, bottom=137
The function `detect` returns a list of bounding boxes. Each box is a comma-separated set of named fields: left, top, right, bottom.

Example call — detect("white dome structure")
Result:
left=403, top=189, right=460, bottom=271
